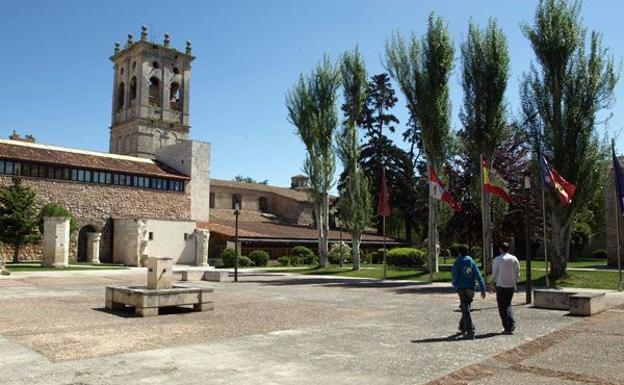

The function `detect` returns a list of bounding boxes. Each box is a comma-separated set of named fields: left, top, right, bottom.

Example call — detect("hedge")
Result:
left=386, top=248, right=426, bottom=268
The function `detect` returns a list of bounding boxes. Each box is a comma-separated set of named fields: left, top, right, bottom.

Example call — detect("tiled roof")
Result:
left=199, top=219, right=406, bottom=244
left=210, top=179, right=310, bottom=202
left=0, top=139, right=189, bottom=180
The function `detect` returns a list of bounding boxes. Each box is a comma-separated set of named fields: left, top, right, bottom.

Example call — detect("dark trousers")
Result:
left=457, top=288, right=475, bottom=333
left=496, top=286, right=516, bottom=332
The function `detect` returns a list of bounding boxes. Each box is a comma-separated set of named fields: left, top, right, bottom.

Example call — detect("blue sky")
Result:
left=1, top=0, right=623, bottom=188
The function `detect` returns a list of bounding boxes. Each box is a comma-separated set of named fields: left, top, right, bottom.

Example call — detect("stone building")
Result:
left=606, top=156, right=623, bottom=267
left=0, top=27, right=404, bottom=265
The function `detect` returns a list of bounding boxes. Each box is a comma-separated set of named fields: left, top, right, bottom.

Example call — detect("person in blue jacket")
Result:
left=451, top=244, right=486, bottom=339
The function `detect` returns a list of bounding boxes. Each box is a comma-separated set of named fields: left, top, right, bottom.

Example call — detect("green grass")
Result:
left=268, top=263, right=622, bottom=291
left=4, top=262, right=128, bottom=272
left=440, top=257, right=611, bottom=270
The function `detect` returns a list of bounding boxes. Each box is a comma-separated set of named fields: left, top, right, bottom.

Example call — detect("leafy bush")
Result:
left=290, top=246, right=317, bottom=264
left=448, top=243, right=463, bottom=258
left=371, top=249, right=386, bottom=264
left=38, top=203, right=78, bottom=234
left=238, top=256, right=253, bottom=267
left=278, top=256, right=290, bottom=266
left=220, top=248, right=253, bottom=268
left=248, top=250, right=269, bottom=267
left=362, top=252, right=374, bottom=264
left=328, top=242, right=351, bottom=264
left=289, top=256, right=303, bottom=266
left=386, top=248, right=426, bottom=268
left=592, top=249, right=608, bottom=259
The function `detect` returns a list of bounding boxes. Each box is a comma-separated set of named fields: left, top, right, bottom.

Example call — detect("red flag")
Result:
left=428, top=166, right=462, bottom=212
left=377, top=169, right=391, bottom=217
left=540, top=156, right=576, bottom=205
left=482, top=158, right=512, bottom=203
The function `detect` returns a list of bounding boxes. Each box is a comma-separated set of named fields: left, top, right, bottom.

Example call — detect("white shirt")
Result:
left=493, top=253, right=520, bottom=288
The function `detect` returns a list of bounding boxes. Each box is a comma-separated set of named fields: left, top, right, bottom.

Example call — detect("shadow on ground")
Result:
left=412, top=332, right=502, bottom=343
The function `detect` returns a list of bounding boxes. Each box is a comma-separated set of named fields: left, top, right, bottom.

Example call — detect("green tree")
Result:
left=0, top=177, right=40, bottom=263
left=459, top=18, right=510, bottom=273
left=520, top=0, right=617, bottom=277
left=386, top=13, right=454, bottom=275
left=337, top=47, right=372, bottom=271
left=38, top=203, right=78, bottom=234
left=287, top=56, right=340, bottom=266
left=233, top=175, right=268, bottom=185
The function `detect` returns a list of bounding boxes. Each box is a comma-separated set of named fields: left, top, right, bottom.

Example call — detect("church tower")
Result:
left=109, top=26, right=195, bottom=158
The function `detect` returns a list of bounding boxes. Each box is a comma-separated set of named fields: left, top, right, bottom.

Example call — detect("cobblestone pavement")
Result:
left=0, top=271, right=622, bottom=384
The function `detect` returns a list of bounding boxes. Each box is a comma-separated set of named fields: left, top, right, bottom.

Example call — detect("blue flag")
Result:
left=613, top=146, right=624, bottom=216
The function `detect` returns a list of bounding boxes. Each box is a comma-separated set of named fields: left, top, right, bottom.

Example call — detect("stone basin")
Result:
left=105, top=285, right=214, bottom=317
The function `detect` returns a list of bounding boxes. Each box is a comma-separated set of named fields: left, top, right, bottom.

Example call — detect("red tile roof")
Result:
left=0, top=139, right=189, bottom=180
left=199, top=220, right=406, bottom=244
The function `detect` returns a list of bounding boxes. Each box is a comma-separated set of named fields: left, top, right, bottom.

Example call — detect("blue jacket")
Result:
left=452, top=255, right=486, bottom=293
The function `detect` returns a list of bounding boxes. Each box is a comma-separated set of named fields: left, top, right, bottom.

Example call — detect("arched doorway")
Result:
left=77, top=225, right=96, bottom=262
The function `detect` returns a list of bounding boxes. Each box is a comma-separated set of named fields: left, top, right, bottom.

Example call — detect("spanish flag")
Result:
left=482, top=158, right=512, bottom=203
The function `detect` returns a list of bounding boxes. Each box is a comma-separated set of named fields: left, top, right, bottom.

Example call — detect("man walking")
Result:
left=451, top=244, right=486, bottom=339
left=492, top=242, right=520, bottom=334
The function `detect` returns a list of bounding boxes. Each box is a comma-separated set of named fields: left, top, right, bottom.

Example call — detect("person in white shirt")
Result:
left=492, top=242, right=520, bottom=334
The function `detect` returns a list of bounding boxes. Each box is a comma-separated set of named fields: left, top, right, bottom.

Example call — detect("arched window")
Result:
left=117, top=82, right=125, bottom=111
left=170, top=82, right=181, bottom=111
left=129, top=76, right=137, bottom=100
left=232, top=194, right=242, bottom=210
left=149, top=76, right=160, bottom=106
left=259, top=197, right=268, bottom=212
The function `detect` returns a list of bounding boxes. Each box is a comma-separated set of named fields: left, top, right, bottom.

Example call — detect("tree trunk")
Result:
left=322, top=192, right=330, bottom=265
left=550, top=207, right=572, bottom=278
left=482, top=193, right=493, bottom=274
left=12, top=244, right=20, bottom=264
left=352, top=235, right=361, bottom=271
left=315, top=205, right=327, bottom=266
left=428, top=194, right=439, bottom=274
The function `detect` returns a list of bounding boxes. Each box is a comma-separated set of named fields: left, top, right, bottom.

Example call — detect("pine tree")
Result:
left=0, top=177, right=40, bottom=263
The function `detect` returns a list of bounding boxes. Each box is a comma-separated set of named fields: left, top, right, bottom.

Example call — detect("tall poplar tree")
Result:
left=520, top=0, right=616, bottom=277
left=385, top=13, right=454, bottom=274
left=287, top=56, right=340, bottom=266
left=460, top=19, right=510, bottom=272
left=337, top=47, right=372, bottom=271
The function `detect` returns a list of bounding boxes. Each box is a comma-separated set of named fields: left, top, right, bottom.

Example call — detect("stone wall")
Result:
left=0, top=175, right=191, bottom=262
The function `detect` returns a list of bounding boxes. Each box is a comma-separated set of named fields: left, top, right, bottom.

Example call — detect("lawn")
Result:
left=4, top=262, right=129, bottom=272
left=268, top=263, right=622, bottom=291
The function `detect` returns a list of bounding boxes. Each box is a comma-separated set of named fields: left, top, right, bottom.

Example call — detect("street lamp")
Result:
left=234, top=202, right=240, bottom=282
left=524, top=173, right=532, bottom=304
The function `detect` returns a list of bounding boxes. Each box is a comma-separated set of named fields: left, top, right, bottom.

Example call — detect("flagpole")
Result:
left=537, top=146, right=550, bottom=288
left=479, top=154, right=488, bottom=285
left=613, top=139, right=623, bottom=291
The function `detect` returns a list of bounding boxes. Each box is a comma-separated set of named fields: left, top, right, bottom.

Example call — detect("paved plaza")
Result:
left=0, top=270, right=622, bottom=384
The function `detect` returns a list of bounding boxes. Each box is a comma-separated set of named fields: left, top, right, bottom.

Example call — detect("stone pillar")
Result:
left=194, top=229, right=210, bottom=266
left=42, top=217, right=70, bottom=268
left=87, top=232, right=102, bottom=264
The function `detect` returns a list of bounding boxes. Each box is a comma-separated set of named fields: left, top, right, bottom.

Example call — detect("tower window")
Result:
left=130, top=77, right=137, bottom=100
left=209, top=192, right=215, bottom=208
left=152, top=61, right=159, bottom=69
left=173, top=67, right=180, bottom=75
left=232, top=194, right=242, bottom=210
left=170, top=82, right=181, bottom=111
left=259, top=197, right=268, bottom=212
left=120, top=67, right=124, bottom=76
left=117, top=82, right=125, bottom=111
left=149, top=77, right=160, bottom=107
left=132, top=61, right=136, bottom=70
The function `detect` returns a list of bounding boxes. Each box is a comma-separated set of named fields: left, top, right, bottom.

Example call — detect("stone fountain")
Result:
left=105, top=256, right=214, bottom=317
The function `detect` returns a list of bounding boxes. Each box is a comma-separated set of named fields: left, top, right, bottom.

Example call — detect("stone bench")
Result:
left=105, top=285, right=214, bottom=317
left=569, top=292, right=606, bottom=316
left=533, top=289, right=577, bottom=310
left=203, top=270, right=231, bottom=282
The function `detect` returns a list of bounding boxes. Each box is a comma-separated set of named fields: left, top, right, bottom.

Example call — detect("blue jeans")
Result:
left=457, top=288, right=475, bottom=334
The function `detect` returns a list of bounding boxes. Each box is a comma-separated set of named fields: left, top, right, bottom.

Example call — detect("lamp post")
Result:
left=234, top=202, right=240, bottom=282
left=524, top=173, right=532, bottom=304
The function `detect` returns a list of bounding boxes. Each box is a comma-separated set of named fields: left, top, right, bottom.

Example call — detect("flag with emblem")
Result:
left=540, top=155, right=576, bottom=206
left=428, top=166, right=462, bottom=212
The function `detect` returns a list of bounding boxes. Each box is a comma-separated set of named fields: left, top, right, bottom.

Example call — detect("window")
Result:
left=71, top=169, right=78, bottom=181
left=13, top=162, right=21, bottom=176
left=5, top=161, right=14, bottom=175
left=259, top=196, right=268, bottom=212
left=169, top=82, right=181, bottom=110
left=129, top=76, right=137, bottom=100
left=22, top=163, right=31, bottom=176
left=0, top=160, right=4, bottom=173
left=173, top=66, right=180, bottom=75
left=120, top=67, right=124, bottom=76
left=54, top=168, right=63, bottom=179
left=117, top=82, right=125, bottom=111
left=77, top=170, right=85, bottom=182
left=232, top=194, right=242, bottom=209
left=84, top=170, right=91, bottom=182
left=132, top=61, right=136, bottom=70
left=148, top=232, right=154, bottom=241
left=209, top=192, right=215, bottom=208
left=152, top=61, right=159, bottom=69
left=149, top=77, right=160, bottom=106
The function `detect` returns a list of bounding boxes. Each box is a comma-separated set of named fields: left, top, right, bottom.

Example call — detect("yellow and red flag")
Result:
left=482, top=158, right=512, bottom=203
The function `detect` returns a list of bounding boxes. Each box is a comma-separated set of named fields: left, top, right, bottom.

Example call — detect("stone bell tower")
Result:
left=109, top=26, right=195, bottom=159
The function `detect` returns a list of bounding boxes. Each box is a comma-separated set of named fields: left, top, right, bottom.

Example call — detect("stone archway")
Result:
left=77, top=225, right=97, bottom=262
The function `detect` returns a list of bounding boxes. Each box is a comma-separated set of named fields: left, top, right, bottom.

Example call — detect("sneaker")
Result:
left=502, top=329, right=514, bottom=335
left=465, top=332, right=475, bottom=339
